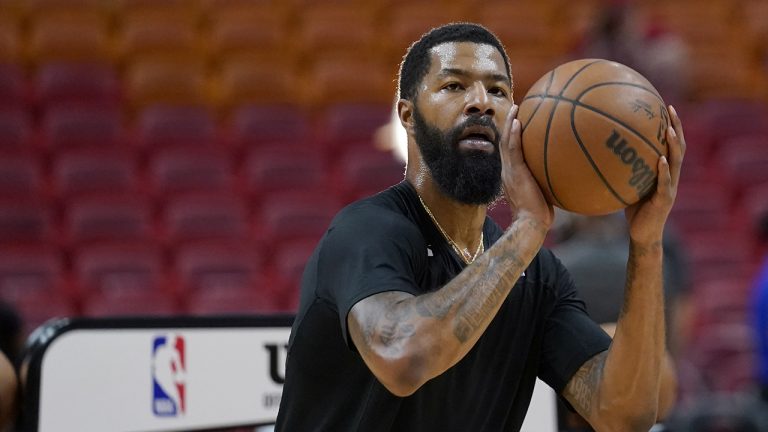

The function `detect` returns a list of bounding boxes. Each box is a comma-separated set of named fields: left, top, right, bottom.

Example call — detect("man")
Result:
left=276, top=23, right=682, bottom=431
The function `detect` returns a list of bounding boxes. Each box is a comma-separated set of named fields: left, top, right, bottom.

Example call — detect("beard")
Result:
left=412, top=106, right=502, bottom=205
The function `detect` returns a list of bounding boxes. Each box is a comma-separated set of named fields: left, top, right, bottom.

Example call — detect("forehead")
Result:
left=426, top=41, right=507, bottom=80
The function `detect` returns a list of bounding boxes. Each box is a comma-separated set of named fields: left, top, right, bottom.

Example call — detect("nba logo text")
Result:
left=152, top=334, right=186, bottom=417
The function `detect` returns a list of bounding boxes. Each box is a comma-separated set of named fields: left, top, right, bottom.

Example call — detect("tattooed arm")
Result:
left=562, top=106, right=685, bottom=431
left=348, top=216, right=547, bottom=397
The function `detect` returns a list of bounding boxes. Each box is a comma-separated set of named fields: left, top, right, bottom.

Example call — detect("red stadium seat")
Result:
left=316, top=103, right=391, bottom=153
left=40, top=106, right=124, bottom=152
left=134, top=105, right=218, bottom=150
left=82, top=289, right=180, bottom=317
left=0, top=154, right=45, bottom=199
left=257, top=192, right=340, bottom=246
left=73, top=241, right=169, bottom=297
left=241, top=146, right=328, bottom=199
left=0, top=199, right=56, bottom=245
left=670, top=183, right=732, bottom=237
left=52, top=148, right=140, bottom=198
left=148, top=147, right=234, bottom=197
left=173, top=241, right=263, bottom=299
left=0, top=107, right=32, bottom=153
left=226, top=104, right=312, bottom=149
left=684, top=232, right=755, bottom=286
left=0, top=64, right=27, bottom=108
left=334, top=148, right=405, bottom=203
left=717, top=134, right=768, bottom=193
left=0, top=244, right=70, bottom=302
left=33, top=62, right=120, bottom=108
left=161, top=193, right=249, bottom=245
left=62, top=194, right=155, bottom=246
left=185, top=286, right=277, bottom=315
left=269, top=238, right=318, bottom=311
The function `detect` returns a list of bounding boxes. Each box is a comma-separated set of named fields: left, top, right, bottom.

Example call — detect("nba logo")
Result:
left=152, top=334, right=186, bottom=416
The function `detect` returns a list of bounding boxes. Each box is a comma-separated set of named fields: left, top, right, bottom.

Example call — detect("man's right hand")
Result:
left=499, top=104, right=554, bottom=230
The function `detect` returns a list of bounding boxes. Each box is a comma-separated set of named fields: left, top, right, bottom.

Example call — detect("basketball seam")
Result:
left=521, top=70, right=555, bottom=131
left=569, top=104, right=631, bottom=207
left=543, top=60, right=603, bottom=208
left=525, top=93, right=663, bottom=157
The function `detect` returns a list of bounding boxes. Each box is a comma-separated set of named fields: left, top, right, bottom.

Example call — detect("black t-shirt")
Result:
left=275, top=181, right=611, bottom=432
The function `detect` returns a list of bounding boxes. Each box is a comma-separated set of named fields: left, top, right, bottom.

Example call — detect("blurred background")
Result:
left=0, top=0, right=767, bottom=429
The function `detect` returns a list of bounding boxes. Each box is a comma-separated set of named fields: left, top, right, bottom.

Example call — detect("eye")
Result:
left=489, top=87, right=508, bottom=97
left=443, top=82, right=464, bottom=91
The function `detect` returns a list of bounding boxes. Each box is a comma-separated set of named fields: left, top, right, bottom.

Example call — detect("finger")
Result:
left=666, top=125, right=683, bottom=188
left=656, top=155, right=672, bottom=199
left=503, top=104, right=518, bottom=145
left=668, top=105, right=686, bottom=156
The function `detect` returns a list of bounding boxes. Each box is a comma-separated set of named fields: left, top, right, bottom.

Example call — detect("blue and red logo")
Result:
left=152, top=334, right=186, bottom=416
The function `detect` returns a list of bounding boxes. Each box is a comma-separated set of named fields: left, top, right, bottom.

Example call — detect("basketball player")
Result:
left=276, top=23, right=682, bottom=431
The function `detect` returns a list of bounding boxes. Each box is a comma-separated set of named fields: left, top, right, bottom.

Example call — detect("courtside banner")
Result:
left=21, top=315, right=557, bottom=432
left=22, top=316, right=293, bottom=432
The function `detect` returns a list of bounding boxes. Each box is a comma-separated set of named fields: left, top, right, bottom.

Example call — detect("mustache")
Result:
left=453, top=115, right=501, bottom=146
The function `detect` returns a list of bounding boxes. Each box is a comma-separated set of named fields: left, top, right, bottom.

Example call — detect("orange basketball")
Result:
left=519, top=59, right=670, bottom=215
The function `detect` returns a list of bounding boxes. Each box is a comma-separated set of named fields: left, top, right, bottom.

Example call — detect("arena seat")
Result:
left=124, top=58, right=210, bottom=111
left=256, top=192, right=340, bottom=246
left=0, top=199, right=56, bottom=245
left=0, top=244, right=70, bottom=302
left=118, top=14, right=202, bottom=63
left=73, top=241, right=169, bottom=298
left=304, top=56, right=395, bottom=108
left=718, top=134, right=768, bottom=194
left=315, top=103, right=391, bottom=154
left=161, top=193, right=249, bottom=245
left=81, top=289, right=180, bottom=317
left=0, top=64, right=27, bottom=108
left=268, top=238, right=318, bottom=311
left=226, top=104, right=312, bottom=149
left=334, top=148, right=404, bottom=203
left=52, top=148, right=140, bottom=198
left=241, top=146, right=328, bottom=200
left=206, top=6, right=292, bottom=64
left=40, top=105, right=124, bottom=152
left=148, top=147, right=234, bottom=198
left=0, top=154, right=45, bottom=199
left=214, top=56, right=299, bottom=110
left=62, top=194, right=154, bottom=247
left=670, top=183, right=732, bottom=237
left=0, top=17, right=21, bottom=65
left=297, top=4, right=379, bottom=60
left=12, top=289, right=77, bottom=338
left=172, top=240, right=264, bottom=304
left=26, top=10, right=112, bottom=65
left=185, top=285, right=278, bottom=315
left=134, top=105, right=219, bottom=151
left=33, top=62, right=120, bottom=108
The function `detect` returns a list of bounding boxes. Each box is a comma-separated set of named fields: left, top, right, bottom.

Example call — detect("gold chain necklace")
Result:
left=417, top=194, right=484, bottom=264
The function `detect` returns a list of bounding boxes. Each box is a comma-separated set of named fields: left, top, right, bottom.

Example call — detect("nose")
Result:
left=464, top=82, right=495, bottom=117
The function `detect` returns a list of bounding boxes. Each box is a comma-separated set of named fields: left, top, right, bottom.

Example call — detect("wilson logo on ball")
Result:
left=605, top=129, right=655, bottom=197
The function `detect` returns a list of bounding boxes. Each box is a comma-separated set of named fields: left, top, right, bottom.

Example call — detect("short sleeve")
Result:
left=537, top=252, right=612, bottom=394
left=316, top=204, right=426, bottom=348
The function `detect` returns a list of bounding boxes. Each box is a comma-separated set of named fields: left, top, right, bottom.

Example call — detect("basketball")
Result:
left=518, top=59, right=670, bottom=215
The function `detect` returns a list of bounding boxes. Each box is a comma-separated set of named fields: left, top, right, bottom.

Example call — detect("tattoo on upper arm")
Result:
left=564, top=351, right=608, bottom=417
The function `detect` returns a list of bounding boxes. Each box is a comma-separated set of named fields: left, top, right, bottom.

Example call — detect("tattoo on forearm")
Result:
left=452, top=243, right=526, bottom=343
left=565, top=351, right=607, bottom=416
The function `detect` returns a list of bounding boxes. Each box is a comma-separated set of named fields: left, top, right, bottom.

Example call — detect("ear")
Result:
left=397, top=99, right=415, bottom=134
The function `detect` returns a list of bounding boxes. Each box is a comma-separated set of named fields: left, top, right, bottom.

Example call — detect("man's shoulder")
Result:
left=331, top=183, right=421, bottom=235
